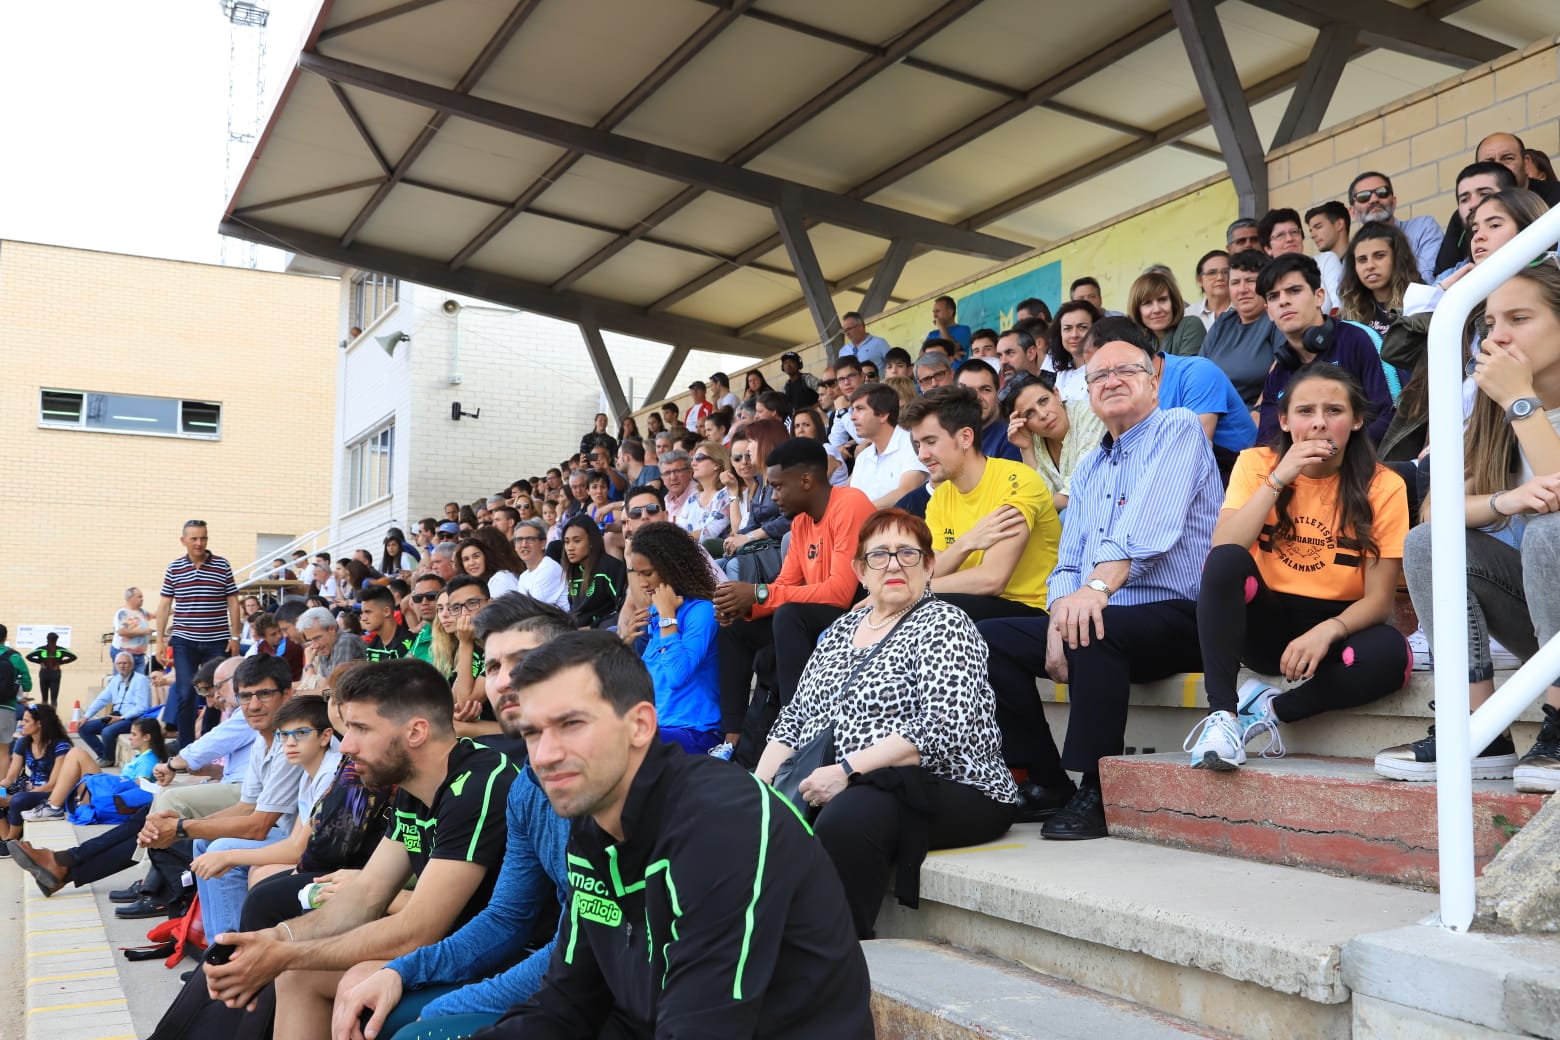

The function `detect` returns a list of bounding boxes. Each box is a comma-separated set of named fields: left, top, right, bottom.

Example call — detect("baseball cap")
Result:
left=780, top=351, right=802, bottom=363
left=437, top=521, right=460, bottom=534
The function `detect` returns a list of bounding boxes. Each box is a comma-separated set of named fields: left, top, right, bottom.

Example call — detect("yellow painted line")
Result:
left=26, top=925, right=104, bottom=936
left=28, top=968, right=119, bottom=984
left=27, top=946, right=108, bottom=958
left=930, top=843, right=1026, bottom=856
left=28, top=996, right=127, bottom=1014
left=1054, top=682, right=1068, bottom=703
left=28, top=907, right=105, bottom=917
left=1182, top=673, right=1201, bottom=708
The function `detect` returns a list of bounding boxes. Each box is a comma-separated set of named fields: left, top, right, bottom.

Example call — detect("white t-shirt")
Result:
left=112, top=607, right=151, bottom=653
left=850, top=426, right=928, bottom=503
left=515, top=556, right=570, bottom=609
left=488, top=570, right=521, bottom=599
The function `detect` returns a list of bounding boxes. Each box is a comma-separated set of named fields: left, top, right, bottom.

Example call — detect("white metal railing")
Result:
left=1428, top=209, right=1560, bottom=932
left=234, top=527, right=331, bottom=587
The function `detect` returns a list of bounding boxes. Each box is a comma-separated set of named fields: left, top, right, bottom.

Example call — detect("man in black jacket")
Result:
left=481, top=631, right=872, bottom=1039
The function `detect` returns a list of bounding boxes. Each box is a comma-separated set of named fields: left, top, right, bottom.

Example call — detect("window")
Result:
left=350, top=271, right=399, bottom=332
left=38, top=390, right=222, bottom=440
left=345, top=421, right=394, bottom=511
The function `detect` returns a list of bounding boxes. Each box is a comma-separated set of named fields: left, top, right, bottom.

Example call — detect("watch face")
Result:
left=1515, top=399, right=1536, bottom=417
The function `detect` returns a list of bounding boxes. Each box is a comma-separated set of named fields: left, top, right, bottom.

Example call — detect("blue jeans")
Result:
left=79, top=715, right=134, bottom=760
left=193, top=824, right=289, bottom=940
left=168, top=636, right=228, bottom=744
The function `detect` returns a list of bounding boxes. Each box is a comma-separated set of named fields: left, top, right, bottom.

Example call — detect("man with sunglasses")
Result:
left=407, top=574, right=448, bottom=664
left=1346, top=171, right=1442, bottom=282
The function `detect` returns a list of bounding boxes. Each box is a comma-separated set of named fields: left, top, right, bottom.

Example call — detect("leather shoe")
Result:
left=1041, top=784, right=1108, bottom=841
left=1013, top=779, right=1076, bottom=823
left=115, top=896, right=175, bottom=920
left=8, top=840, right=67, bottom=896
left=123, top=942, right=176, bottom=962
left=109, top=880, right=144, bottom=904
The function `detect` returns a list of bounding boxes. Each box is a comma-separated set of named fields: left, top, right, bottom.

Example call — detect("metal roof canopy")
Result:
left=222, top=0, right=1543, bottom=413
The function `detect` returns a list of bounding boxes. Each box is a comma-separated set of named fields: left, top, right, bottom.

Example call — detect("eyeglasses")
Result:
left=730, top=452, right=752, bottom=463
left=445, top=597, right=485, bottom=616
left=1351, top=185, right=1393, bottom=204
left=1085, top=363, right=1154, bottom=386
left=194, top=684, right=214, bottom=695
left=410, top=591, right=441, bottom=603
left=862, top=548, right=925, bottom=570
left=513, top=534, right=542, bottom=543
left=185, top=520, right=206, bottom=528
left=236, top=687, right=284, bottom=704
left=278, top=727, right=317, bottom=743
left=627, top=504, right=664, bottom=519
left=662, top=466, right=690, bottom=477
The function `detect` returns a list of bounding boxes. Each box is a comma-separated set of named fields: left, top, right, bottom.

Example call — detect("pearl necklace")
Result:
left=861, top=602, right=912, bottom=631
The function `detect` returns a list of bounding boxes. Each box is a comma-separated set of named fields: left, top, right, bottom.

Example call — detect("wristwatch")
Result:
left=755, top=583, right=769, bottom=605
left=1085, top=578, right=1113, bottom=597
left=1505, top=396, right=1543, bottom=423
left=840, top=757, right=856, bottom=780
left=175, top=819, right=187, bottom=840
left=658, top=616, right=678, bottom=630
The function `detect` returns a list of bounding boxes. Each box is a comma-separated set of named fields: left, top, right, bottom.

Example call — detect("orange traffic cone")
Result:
left=69, top=700, right=82, bottom=733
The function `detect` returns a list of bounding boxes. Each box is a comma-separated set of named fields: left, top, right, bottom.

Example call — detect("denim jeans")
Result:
left=1404, top=513, right=1560, bottom=683
left=167, top=636, right=228, bottom=744
left=78, top=715, right=135, bottom=760
left=193, top=823, right=289, bottom=940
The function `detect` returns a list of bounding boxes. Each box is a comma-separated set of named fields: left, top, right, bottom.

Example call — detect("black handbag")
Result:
left=770, top=598, right=929, bottom=818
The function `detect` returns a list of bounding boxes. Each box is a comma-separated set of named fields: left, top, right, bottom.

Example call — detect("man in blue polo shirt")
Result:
left=157, top=520, right=240, bottom=748
left=926, top=295, right=973, bottom=355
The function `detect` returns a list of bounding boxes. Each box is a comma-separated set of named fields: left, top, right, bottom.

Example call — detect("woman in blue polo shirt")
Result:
left=623, top=523, right=720, bottom=754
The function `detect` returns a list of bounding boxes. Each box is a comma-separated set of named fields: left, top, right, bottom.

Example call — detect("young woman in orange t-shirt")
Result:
left=1185, top=364, right=1411, bottom=771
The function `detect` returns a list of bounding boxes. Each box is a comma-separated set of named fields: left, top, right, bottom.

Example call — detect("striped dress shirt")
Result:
left=1047, top=407, right=1221, bottom=607
left=160, top=553, right=239, bottom=641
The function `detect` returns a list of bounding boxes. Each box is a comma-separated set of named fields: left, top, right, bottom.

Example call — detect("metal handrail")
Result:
left=233, top=527, right=330, bottom=586
left=1428, top=209, right=1560, bottom=931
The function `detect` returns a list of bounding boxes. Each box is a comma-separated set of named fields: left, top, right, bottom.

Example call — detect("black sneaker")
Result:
left=1374, top=718, right=1519, bottom=782
left=1013, top=778, right=1076, bottom=823
left=1040, top=784, right=1108, bottom=841
left=1514, top=704, right=1560, bottom=793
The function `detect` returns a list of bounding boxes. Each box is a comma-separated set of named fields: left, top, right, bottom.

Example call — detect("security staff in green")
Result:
left=25, top=632, right=76, bottom=708
left=485, top=631, right=873, bottom=1039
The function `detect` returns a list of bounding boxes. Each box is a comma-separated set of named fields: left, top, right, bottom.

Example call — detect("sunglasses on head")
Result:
left=627, top=504, right=664, bottom=519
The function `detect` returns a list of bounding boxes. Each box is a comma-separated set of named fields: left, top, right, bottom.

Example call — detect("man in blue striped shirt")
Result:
left=157, top=520, right=240, bottom=748
left=980, top=324, right=1222, bottom=840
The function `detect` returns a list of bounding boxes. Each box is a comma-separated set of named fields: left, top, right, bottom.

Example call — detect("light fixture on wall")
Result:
left=376, top=331, right=410, bottom=357
left=451, top=402, right=481, bottom=421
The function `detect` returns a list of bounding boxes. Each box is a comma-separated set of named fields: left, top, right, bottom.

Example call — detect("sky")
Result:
left=0, top=2, right=317, bottom=269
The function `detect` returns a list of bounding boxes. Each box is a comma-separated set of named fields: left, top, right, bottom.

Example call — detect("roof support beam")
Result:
left=447, top=1, right=754, bottom=272
left=327, top=83, right=394, bottom=175
left=859, top=238, right=914, bottom=321
left=300, top=51, right=1028, bottom=262
left=548, top=0, right=991, bottom=292
left=772, top=195, right=843, bottom=363
left=220, top=216, right=781, bottom=358
left=317, top=0, right=451, bottom=42
left=644, top=346, right=692, bottom=408
left=337, top=0, right=542, bottom=248
left=1271, top=23, right=1355, bottom=149
left=1170, top=0, right=1267, bottom=218
left=579, top=322, right=631, bottom=421
left=1264, top=0, right=1508, bottom=68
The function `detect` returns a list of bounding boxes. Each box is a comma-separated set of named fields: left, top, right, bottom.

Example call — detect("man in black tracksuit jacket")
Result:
left=478, top=631, right=872, bottom=1040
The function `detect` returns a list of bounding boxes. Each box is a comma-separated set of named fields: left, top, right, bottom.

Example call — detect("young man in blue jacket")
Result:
left=487, top=631, right=873, bottom=1039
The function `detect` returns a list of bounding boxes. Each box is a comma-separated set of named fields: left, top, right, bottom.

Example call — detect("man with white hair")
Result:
left=112, top=586, right=154, bottom=674
left=424, top=542, right=459, bottom=582
left=297, top=606, right=365, bottom=690
left=79, top=651, right=153, bottom=765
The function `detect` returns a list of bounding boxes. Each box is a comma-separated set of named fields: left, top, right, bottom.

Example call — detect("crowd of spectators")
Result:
left=2, top=128, right=1560, bottom=1039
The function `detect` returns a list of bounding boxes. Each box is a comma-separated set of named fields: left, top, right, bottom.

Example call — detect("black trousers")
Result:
left=716, top=603, right=846, bottom=735
left=813, top=771, right=1014, bottom=940
left=935, top=594, right=1047, bottom=624
left=38, top=670, right=61, bottom=707
left=61, top=808, right=148, bottom=887
left=982, top=601, right=1202, bottom=784
left=1198, top=544, right=1410, bottom=719
left=239, top=869, right=327, bottom=931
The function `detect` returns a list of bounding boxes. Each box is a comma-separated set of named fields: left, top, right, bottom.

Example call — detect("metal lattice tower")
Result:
left=219, top=1, right=269, bottom=268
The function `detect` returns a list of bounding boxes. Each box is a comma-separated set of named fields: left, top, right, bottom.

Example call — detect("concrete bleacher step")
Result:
left=1038, top=668, right=1545, bottom=763
left=1099, top=752, right=1547, bottom=888
left=866, top=939, right=1238, bottom=1040
left=874, top=828, right=1437, bottom=1040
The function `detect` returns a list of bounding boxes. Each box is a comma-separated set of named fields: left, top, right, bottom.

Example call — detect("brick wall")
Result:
left=0, top=240, right=338, bottom=706
left=1267, top=37, right=1560, bottom=222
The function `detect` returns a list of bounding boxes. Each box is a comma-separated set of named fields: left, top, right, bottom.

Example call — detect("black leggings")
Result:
left=1198, top=544, right=1410, bottom=719
left=812, top=771, right=1014, bottom=940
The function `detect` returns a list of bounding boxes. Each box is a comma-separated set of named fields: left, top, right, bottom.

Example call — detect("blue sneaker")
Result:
left=707, top=742, right=734, bottom=761
left=1236, top=679, right=1286, bottom=758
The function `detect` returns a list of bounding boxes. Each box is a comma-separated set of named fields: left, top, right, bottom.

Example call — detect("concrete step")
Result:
left=875, top=828, right=1437, bottom=1040
left=866, top=939, right=1238, bottom=1039
left=1099, top=753, right=1546, bottom=888
left=1038, top=668, right=1546, bottom=763
left=1344, top=925, right=1560, bottom=1039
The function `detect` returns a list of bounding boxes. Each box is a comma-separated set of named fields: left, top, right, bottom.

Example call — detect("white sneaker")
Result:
left=707, top=742, right=734, bottom=761
left=21, top=803, right=65, bottom=822
left=1236, top=679, right=1286, bottom=759
left=1489, top=638, right=1521, bottom=671
left=1184, top=711, right=1246, bottom=771
left=1407, top=628, right=1432, bottom=671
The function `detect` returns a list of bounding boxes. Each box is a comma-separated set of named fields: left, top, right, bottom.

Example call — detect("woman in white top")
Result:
left=1039, top=300, right=1101, bottom=403
left=685, top=441, right=733, bottom=544
left=511, top=518, right=570, bottom=610
left=1005, top=373, right=1105, bottom=513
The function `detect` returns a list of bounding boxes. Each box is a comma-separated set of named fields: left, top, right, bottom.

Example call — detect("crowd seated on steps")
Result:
left=2, top=130, right=1559, bottom=1040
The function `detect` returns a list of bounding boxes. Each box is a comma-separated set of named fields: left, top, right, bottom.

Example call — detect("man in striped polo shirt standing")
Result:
left=157, top=520, right=240, bottom=748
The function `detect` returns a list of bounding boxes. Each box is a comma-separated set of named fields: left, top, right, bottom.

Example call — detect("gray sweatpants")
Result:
left=1403, top=513, right=1560, bottom=684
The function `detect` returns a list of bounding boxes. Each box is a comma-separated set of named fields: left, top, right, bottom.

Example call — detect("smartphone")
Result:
left=203, top=942, right=237, bottom=966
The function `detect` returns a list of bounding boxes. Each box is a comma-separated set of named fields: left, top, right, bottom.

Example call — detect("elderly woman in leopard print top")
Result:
left=755, top=508, right=1018, bottom=939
